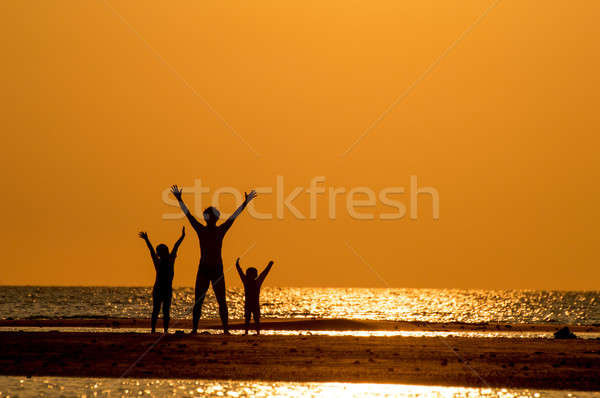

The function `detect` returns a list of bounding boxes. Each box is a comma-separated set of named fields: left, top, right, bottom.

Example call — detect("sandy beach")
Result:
left=1, top=319, right=599, bottom=390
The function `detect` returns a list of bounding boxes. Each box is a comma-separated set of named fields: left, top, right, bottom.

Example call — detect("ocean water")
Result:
left=1, top=376, right=598, bottom=398
left=1, top=287, right=599, bottom=325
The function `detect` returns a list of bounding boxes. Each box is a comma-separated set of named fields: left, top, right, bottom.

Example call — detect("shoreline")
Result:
left=1, top=328, right=600, bottom=390
left=2, top=317, right=600, bottom=333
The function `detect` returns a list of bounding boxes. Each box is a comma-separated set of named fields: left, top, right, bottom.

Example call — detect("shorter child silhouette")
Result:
left=236, top=257, right=274, bottom=335
left=138, top=227, right=185, bottom=333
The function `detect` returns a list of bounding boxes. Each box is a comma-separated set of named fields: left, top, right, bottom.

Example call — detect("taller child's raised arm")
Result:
left=170, top=226, right=185, bottom=258
left=221, top=190, right=257, bottom=232
left=171, top=185, right=203, bottom=231
left=138, top=231, right=158, bottom=268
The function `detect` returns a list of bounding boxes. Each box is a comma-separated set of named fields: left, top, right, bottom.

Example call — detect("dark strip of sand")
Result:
left=1, top=331, right=599, bottom=390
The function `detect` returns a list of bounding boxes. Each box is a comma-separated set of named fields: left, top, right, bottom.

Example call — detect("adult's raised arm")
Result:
left=171, top=185, right=203, bottom=232
left=221, top=190, right=257, bottom=232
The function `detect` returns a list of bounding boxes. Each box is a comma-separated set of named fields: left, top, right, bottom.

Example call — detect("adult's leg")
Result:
left=162, top=291, right=172, bottom=333
left=212, top=276, right=229, bottom=334
left=193, top=272, right=210, bottom=334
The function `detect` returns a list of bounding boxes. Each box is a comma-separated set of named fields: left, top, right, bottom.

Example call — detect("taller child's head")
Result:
left=246, top=267, right=258, bottom=280
left=156, top=244, right=169, bottom=259
left=203, top=206, right=220, bottom=225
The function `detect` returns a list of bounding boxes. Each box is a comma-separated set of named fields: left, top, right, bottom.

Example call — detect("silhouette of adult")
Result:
left=171, top=185, right=256, bottom=334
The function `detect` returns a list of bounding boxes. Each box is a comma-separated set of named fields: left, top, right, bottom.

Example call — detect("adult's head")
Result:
left=203, top=206, right=220, bottom=225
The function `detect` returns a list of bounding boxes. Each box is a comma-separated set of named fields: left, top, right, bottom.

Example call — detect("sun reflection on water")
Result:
left=2, top=287, right=599, bottom=325
left=1, top=377, right=595, bottom=398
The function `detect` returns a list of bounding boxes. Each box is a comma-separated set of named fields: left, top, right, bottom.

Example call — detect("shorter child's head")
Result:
left=203, top=206, right=220, bottom=224
left=156, top=244, right=169, bottom=259
left=246, top=267, right=258, bottom=280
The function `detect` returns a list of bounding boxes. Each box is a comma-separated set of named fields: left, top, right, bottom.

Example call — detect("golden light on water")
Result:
left=3, top=377, right=592, bottom=397
left=3, top=287, right=598, bottom=325
left=257, top=288, right=595, bottom=324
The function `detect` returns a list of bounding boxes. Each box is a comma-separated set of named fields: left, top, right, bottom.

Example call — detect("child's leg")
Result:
left=162, top=292, right=172, bottom=333
left=151, top=291, right=161, bottom=333
left=253, top=308, right=261, bottom=335
left=244, top=305, right=251, bottom=335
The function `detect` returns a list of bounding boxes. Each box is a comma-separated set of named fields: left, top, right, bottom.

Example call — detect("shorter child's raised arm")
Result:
left=138, top=231, right=158, bottom=269
left=257, top=261, right=274, bottom=285
left=235, top=258, right=246, bottom=282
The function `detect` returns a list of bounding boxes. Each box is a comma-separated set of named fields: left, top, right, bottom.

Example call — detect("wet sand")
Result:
left=1, top=320, right=600, bottom=390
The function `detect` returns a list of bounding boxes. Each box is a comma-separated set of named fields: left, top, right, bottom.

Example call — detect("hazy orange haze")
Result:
left=1, top=1, right=599, bottom=289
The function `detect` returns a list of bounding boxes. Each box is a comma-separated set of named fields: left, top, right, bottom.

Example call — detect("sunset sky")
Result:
left=2, top=1, right=599, bottom=289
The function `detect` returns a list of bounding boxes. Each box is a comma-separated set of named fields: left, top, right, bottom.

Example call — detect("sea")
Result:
left=0, top=286, right=598, bottom=325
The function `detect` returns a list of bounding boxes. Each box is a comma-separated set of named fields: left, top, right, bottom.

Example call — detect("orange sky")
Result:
left=2, top=1, right=599, bottom=289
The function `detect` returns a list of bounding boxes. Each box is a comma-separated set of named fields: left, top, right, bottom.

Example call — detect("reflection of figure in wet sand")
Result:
left=138, top=227, right=185, bottom=333
left=171, top=185, right=256, bottom=334
left=236, top=258, right=274, bottom=335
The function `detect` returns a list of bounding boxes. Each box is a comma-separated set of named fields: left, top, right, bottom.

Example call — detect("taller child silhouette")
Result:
left=171, top=185, right=256, bottom=334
